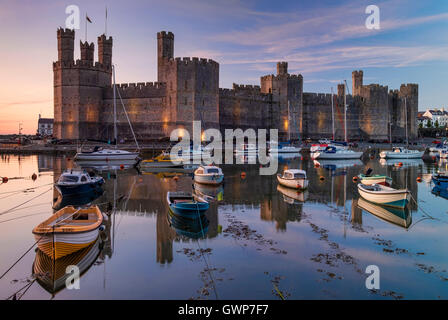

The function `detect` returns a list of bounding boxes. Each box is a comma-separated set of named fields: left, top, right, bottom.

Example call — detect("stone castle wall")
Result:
left=53, top=28, right=418, bottom=143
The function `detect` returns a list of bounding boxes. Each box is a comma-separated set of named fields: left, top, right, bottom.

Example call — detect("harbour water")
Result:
left=0, top=153, right=447, bottom=299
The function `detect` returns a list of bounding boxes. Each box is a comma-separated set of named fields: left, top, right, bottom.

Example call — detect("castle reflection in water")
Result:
left=41, top=153, right=424, bottom=265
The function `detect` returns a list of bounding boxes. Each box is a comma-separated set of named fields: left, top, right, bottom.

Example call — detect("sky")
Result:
left=0, top=0, right=448, bottom=134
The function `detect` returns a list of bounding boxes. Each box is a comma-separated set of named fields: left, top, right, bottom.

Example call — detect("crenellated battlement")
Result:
left=157, top=31, right=174, bottom=39
left=103, top=82, right=166, bottom=99
left=232, top=83, right=261, bottom=92
left=57, top=27, right=75, bottom=38
left=167, top=56, right=219, bottom=68
left=53, top=59, right=112, bottom=71
left=261, top=73, right=302, bottom=81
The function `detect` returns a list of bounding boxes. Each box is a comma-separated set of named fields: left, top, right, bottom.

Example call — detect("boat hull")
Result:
left=357, top=198, right=411, bottom=229
left=55, top=179, right=104, bottom=196
left=269, top=147, right=302, bottom=153
left=74, top=152, right=140, bottom=161
left=313, top=151, right=363, bottom=160
left=194, top=174, right=224, bottom=185
left=168, top=203, right=209, bottom=218
left=358, top=175, right=392, bottom=186
left=277, top=174, right=308, bottom=189
left=380, top=151, right=424, bottom=159
left=358, top=185, right=410, bottom=208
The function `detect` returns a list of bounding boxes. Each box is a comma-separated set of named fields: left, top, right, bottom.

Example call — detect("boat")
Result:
left=193, top=165, right=224, bottom=185
left=32, top=238, right=101, bottom=295
left=277, top=185, right=309, bottom=204
left=269, top=141, right=301, bottom=153
left=312, top=146, right=363, bottom=160
left=75, top=158, right=137, bottom=171
left=379, top=147, right=424, bottom=159
left=74, top=65, right=140, bottom=163
left=234, top=143, right=258, bottom=155
left=167, top=210, right=209, bottom=239
left=357, top=184, right=410, bottom=208
left=357, top=197, right=411, bottom=229
left=314, top=159, right=362, bottom=170
left=166, top=191, right=209, bottom=218
left=379, top=158, right=424, bottom=168
left=432, top=185, right=448, bottom=200
left=432, top=171, right=448, bottom=187
left=55, top=169, right=104, bottom=196
left=276, top=169, right=308, bottom=189
left=32, top=205, right=104, bottom=259
left=358, top=168, right=392, bottom=186
left=139, top=152, right=184, bottom=169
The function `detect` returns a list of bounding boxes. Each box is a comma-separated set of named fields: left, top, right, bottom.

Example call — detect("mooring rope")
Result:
left=0, top=187, right=52, bottom=217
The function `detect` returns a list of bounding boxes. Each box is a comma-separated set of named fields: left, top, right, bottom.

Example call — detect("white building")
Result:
left=37, top=114, right=54, bottom=136
left=422, top=108, right=448, bottom=127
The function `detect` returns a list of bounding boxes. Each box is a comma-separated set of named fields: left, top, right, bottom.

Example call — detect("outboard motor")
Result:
left=365, top=168, right=373, bottom=177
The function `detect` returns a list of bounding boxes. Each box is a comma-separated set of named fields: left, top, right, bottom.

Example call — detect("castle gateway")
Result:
left=53, top=28, right=418, bottom=142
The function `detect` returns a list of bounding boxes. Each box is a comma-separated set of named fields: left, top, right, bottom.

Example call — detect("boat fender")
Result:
left=319, top=176, right=325, bottom=181
left=2, top=177, right=8, bottom=183
left=173, top=176, right=179, bottom=181
left=120, top=164, right=124, bottom=170
left=398, top=162, right=403, bottom=167
left=31, top=173, right=37, bottom=180
left=240, top=172, right=246, bottom=179
left=352, top=176, right=358, bottom=182
left=416, top=177, right=422, bottom=182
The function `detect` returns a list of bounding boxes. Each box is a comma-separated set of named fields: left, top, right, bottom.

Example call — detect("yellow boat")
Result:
left=139, top=152, right=184, bottom=168
left=32, top=206, right=103, bottom=259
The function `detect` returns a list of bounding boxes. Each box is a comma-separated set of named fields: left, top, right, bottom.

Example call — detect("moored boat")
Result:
left=32, top=206, right=104, bottom=259
left=269, top=142, right=301, bottom=153
left=276, top=169, right=308, bottom=189
left=277, top=184, right=309, bottom=203
left=312, top=146, right=363, bottom=160
left=194, top=165, right=224, bottom=185
left=74, top=146, right=140, bottom=161
left=379, top=147, right=424, bottom=159
left=55, top=170, right=104, bottom=196
left=357, top=184, right=410, bottom=208
left=139, top=152, right=184, bottom=168
left=358, top=169, right=392, bottom=186
left=166, top=191, right=209, bottom=218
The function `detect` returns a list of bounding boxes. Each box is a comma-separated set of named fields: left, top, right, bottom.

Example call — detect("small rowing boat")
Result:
left=32, top=206, right=103, bottom=259
left=166, top=191, right=209, bottom=218
left=276, top=169, right=308, bottom=189
left=357, top=197, right=411, bottom=229
left=358, top=168, right=392, bottom=186
left=357, top=184, right=410, bottom=208
left=194, top=165, right=224, bottom=185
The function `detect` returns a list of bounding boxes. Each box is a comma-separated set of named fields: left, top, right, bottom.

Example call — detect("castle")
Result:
left=53, top=28, right=418, bottom=142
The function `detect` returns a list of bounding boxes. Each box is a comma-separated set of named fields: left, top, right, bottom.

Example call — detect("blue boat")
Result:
left=55, top=170, right=104, bottom=196
left=166, top=191, right=209, bottom=218
left=53, top=188, right=104, bottom=210
left=432, top=185, right=448, bottom=200
left=432, top=171, right=448, bottom=185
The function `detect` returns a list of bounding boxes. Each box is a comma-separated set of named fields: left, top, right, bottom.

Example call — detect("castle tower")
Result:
left=98, top=34, right=113, bottom=67
left=277, top=62, right=288, bottom=75
left=57, top=28, right=74, bottom=62
left=337, top=83, right=345, bottom=97
left=80, top=41, right=94, bottom=64
left=352, top=70, right=363, bottom=96
left=157, top=31, right=174, bottom=82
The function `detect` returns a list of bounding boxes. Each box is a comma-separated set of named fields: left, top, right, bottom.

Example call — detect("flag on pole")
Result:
left=86, top=15, right=92, bottom=23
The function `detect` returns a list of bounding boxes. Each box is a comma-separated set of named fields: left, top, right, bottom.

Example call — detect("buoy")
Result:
left=370, top=155, right=374, bottom=160
left=240, top=172, right=246, bottom=179
left=300, top=156, right=304, bottom=160
left=173, top=176, right=179, bottom=181
left=2, top=177, right=8, bottom=183
left=352, top=176, right=358, bottom=182
left=31, top=173, right=37, bottom=181
left=319, top=175, right=325, bottom=181
left=398, top=162, right=403, bottom=167
left=314, top=163, right=320, bottom=168
left=416, top=177, right=422, bottom=182
left=120, top=164, right=124, bottom=170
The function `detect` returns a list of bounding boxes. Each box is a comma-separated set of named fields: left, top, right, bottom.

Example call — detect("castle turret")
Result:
left=157, top=31, right=174, bottom=82
left=98, top=34, right=112, bottom=67
left=337, top=83, right=345, bottom=97
left=352, top=70, right=363, bottom=96
left=57, top=28, right=74, bottom=62
left=277, top=62, right=288, bottom=75
left=80, top=41, right=94, bottom=64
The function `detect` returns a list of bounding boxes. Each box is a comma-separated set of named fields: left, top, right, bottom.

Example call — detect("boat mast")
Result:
left=331, top=87, right=335, bottom=140
left=112, top=65, right=118, bottom=148
left=343, top=80, right=348, bottom=143
left=405, top=97, right=408, bottom=149
left=287, top=100, right=291, bottom=142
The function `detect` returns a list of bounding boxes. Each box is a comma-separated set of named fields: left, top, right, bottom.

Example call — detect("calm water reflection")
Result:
left=0, top=153, right=447, bottom=299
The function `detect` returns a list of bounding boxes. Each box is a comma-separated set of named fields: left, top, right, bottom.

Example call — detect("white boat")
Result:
left=312, top=146, right=363, bottom=160
left=269, top=143, right=301, bottom=153
left=194, top=165, right=224, bottom=185
left=276, top=169, right=308, bottom=189
left=75, top=65, right=140, bottom=163
left=74, top=146, right=139, bottom=161
left=357, top=168, right=392, bottom=186
left=357, top=197, right=411, bottom=229
left=314, top=159, right=363, bottom=170
left=380, top=147, right=424, bottom=159
left=234, top=143, right=258, bottom=155
left=357, top=184, right=410, bottom=208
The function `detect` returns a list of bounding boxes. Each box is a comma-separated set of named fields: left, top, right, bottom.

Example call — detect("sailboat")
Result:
left=312, top=84, right=363, bottom=160
left=74, top=65, right=140, bottom=162
left=380, top=97, right=423, bottom=159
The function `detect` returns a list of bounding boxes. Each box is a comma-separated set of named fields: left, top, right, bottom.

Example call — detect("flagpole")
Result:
left=105, top=7, right=108, bottom=36
left=85, top=13, right=87, bottom=41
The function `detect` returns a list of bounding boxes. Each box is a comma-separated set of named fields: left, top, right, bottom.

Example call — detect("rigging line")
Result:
left=0, top=187, right=52, bottom=217
left=0, top=182, right=54, bottom=195
left=0, top=211, right=48, bottom=225
left=17, top=279, right=36, bottom=300
left=5, top=279, right=37, bottom=300
left=116, top=86, right=140, bottom=151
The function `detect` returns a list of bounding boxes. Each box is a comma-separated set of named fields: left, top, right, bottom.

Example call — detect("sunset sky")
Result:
left=1, top=0, right=448, bottom=134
